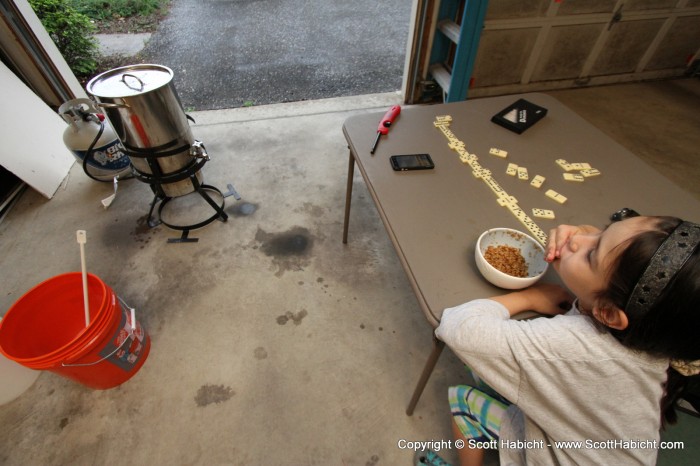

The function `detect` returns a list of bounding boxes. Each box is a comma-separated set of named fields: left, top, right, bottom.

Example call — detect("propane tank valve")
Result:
left=189, top=140, right=209, bottom=161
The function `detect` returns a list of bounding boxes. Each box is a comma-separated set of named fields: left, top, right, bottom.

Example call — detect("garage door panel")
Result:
left=646, top=16, right=700, bottom=70
left=532, top=24, right=603, bottom=81
left=591, top=19, right=665, bottom=75
left=471, top=28, right=539, bottom=87
left=411, top=0, right=700, bottom=102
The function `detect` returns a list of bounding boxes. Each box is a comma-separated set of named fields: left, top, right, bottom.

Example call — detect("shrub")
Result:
left=68, top=0, right=164, bottom=21
left=29, top=0, right=98, bottom=77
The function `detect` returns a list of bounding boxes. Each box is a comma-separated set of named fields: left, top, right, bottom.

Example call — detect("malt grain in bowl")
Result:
left=475, top=228, right=548, bottom=289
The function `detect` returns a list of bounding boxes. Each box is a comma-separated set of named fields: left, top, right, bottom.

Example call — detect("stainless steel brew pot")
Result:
left=86, top=65, right=202, bottom=197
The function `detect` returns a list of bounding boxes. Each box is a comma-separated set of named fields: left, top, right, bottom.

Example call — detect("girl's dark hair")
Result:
left=597, top=216, right=700, bottom=426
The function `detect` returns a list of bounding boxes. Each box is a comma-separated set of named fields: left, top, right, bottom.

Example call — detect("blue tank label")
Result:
left=73, top=139, right=130, bottom=170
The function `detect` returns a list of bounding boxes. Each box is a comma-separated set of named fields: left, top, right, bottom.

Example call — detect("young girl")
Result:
left=418, top=213, right=700, bottom=466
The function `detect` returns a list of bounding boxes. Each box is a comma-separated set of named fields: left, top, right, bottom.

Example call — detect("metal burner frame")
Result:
left=124, top=141, right=238, bottom=243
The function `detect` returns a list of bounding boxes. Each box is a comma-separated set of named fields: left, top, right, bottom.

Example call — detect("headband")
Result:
left=625, top=221, right=700, bottom=316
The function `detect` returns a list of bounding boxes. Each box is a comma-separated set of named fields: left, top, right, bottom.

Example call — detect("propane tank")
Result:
left=58, top=98, right=131, bottom=181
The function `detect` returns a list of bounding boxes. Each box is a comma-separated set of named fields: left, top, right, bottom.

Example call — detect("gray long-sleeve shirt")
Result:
left=436, top=299, right=668, bottom=465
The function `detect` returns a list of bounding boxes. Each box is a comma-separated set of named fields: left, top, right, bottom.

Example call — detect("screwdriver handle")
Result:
left=376, top=105, right=401, bottom=135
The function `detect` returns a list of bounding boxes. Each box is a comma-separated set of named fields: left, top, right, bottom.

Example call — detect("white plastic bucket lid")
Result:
left=0, top=317, right=40, bottom=405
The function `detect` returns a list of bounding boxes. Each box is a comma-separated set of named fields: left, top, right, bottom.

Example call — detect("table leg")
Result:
left=406, top=335, right=445, bottom=416
left=342, top=150, right=355, bottom=244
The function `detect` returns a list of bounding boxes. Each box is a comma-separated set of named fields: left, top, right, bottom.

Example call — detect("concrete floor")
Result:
left=1, top=80, right=699, bottom=466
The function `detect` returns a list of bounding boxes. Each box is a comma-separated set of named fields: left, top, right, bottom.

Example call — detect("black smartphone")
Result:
left=390, top=154, right=435, bottom=171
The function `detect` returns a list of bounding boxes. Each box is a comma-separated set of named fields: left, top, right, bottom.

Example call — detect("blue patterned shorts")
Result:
left=449, top=371, right=510, bottom=442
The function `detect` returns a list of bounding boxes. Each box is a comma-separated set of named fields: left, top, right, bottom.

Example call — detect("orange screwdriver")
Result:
left=370, top=105, right=401, bottom=154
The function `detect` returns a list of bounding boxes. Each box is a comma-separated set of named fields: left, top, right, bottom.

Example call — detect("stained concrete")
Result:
left=1, top=80, right=699, bottom=465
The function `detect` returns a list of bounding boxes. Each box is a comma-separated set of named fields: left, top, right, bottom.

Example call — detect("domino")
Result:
left=532, top=208, right=555, bottom=219
left=580, top=168, right=601, bottom=177
left=530, top=175, right=545, bottom=188
left=469, top=159, right=484, bottom=171
left=563, top=173, right=585, bottom=182
left=532, top=229, right=549, bottom=246
left=472, top=168, right=491, bottom=179
left=460, top=153, right=478, bottom=166
left=508, top=204, right=548, bottom=245
left=521, top=218, right=541, bottom=231
left=484, top=177, right=505, bottom=197
left=431, top=116, right=549, bottom=246
left=517, top=166, right=529, bottom=181
left=568, top=162, right=591, bottom=171
left=545, top=189, right=567, bottom=204
left=497, top=195, right=518, bottom=207
left=508, top=203, right=528, bottom=220
left=437, top=124, right=450, bottom=133
left=555, top=159, right=572, bottom=171
left=489, top=148, right=508, bottom=158
left=502, top=194, right=518, bottom=205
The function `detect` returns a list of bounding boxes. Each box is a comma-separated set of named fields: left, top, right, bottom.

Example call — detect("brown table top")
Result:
left=343, top=94, right=700, bottom=327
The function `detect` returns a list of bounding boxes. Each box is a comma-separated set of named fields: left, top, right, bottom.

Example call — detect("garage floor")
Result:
left=1, top=80, right=699, bottom=465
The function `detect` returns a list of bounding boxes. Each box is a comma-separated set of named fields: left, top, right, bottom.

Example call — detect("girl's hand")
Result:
left=491, top=283, right=574, bottom=316
left=545, top=224, right=600, bottom=262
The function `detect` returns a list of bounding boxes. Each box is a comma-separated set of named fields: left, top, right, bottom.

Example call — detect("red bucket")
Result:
left=0, top=273, right=150, bottom=389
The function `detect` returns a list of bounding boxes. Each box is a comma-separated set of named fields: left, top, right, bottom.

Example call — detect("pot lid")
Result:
left=87, top=64, right=174, bottom=98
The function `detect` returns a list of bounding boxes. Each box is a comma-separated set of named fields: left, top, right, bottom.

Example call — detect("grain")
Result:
left=484, top=245, right=529, bottom=277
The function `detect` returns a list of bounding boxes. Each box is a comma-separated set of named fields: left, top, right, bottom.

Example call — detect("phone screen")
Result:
left=391, top=154, right=434, bottom=171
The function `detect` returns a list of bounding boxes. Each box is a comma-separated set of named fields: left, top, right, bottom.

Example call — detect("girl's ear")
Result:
left=592, top=305, right=629, bottom=330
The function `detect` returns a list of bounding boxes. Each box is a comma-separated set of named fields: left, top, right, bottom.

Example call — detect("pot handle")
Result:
left=96, top=102, right=129, bottom=108
left=120, top=73, right=145, bottom=92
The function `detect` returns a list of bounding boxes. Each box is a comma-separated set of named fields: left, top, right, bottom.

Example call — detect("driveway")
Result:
left=138, top=0, right=413, bottom=111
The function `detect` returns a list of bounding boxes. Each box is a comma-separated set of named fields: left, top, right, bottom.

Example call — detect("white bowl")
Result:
left=475, top=228, right=548, bottom=289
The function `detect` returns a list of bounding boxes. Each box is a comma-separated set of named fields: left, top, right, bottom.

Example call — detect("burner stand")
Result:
left=126, top=143, right=240, bottom=243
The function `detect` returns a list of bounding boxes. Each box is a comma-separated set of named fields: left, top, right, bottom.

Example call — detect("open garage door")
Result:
left=0, top=0, right=86, bottom=199
left=404, top=0, right=700, bottom=103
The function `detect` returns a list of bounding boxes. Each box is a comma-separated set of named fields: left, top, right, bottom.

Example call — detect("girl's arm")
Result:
left=437, top=285, right=571, bottom=405
left=491, top=283, right=573, bottom=317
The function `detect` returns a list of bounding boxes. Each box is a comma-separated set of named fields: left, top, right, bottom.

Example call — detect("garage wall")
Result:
left=468, top=0, right=700, bottom=97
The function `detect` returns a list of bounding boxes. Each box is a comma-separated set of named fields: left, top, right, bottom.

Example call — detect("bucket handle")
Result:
left=120, top=73, right=145, bottom=92
left=61, top=298, right=137, bottom=368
